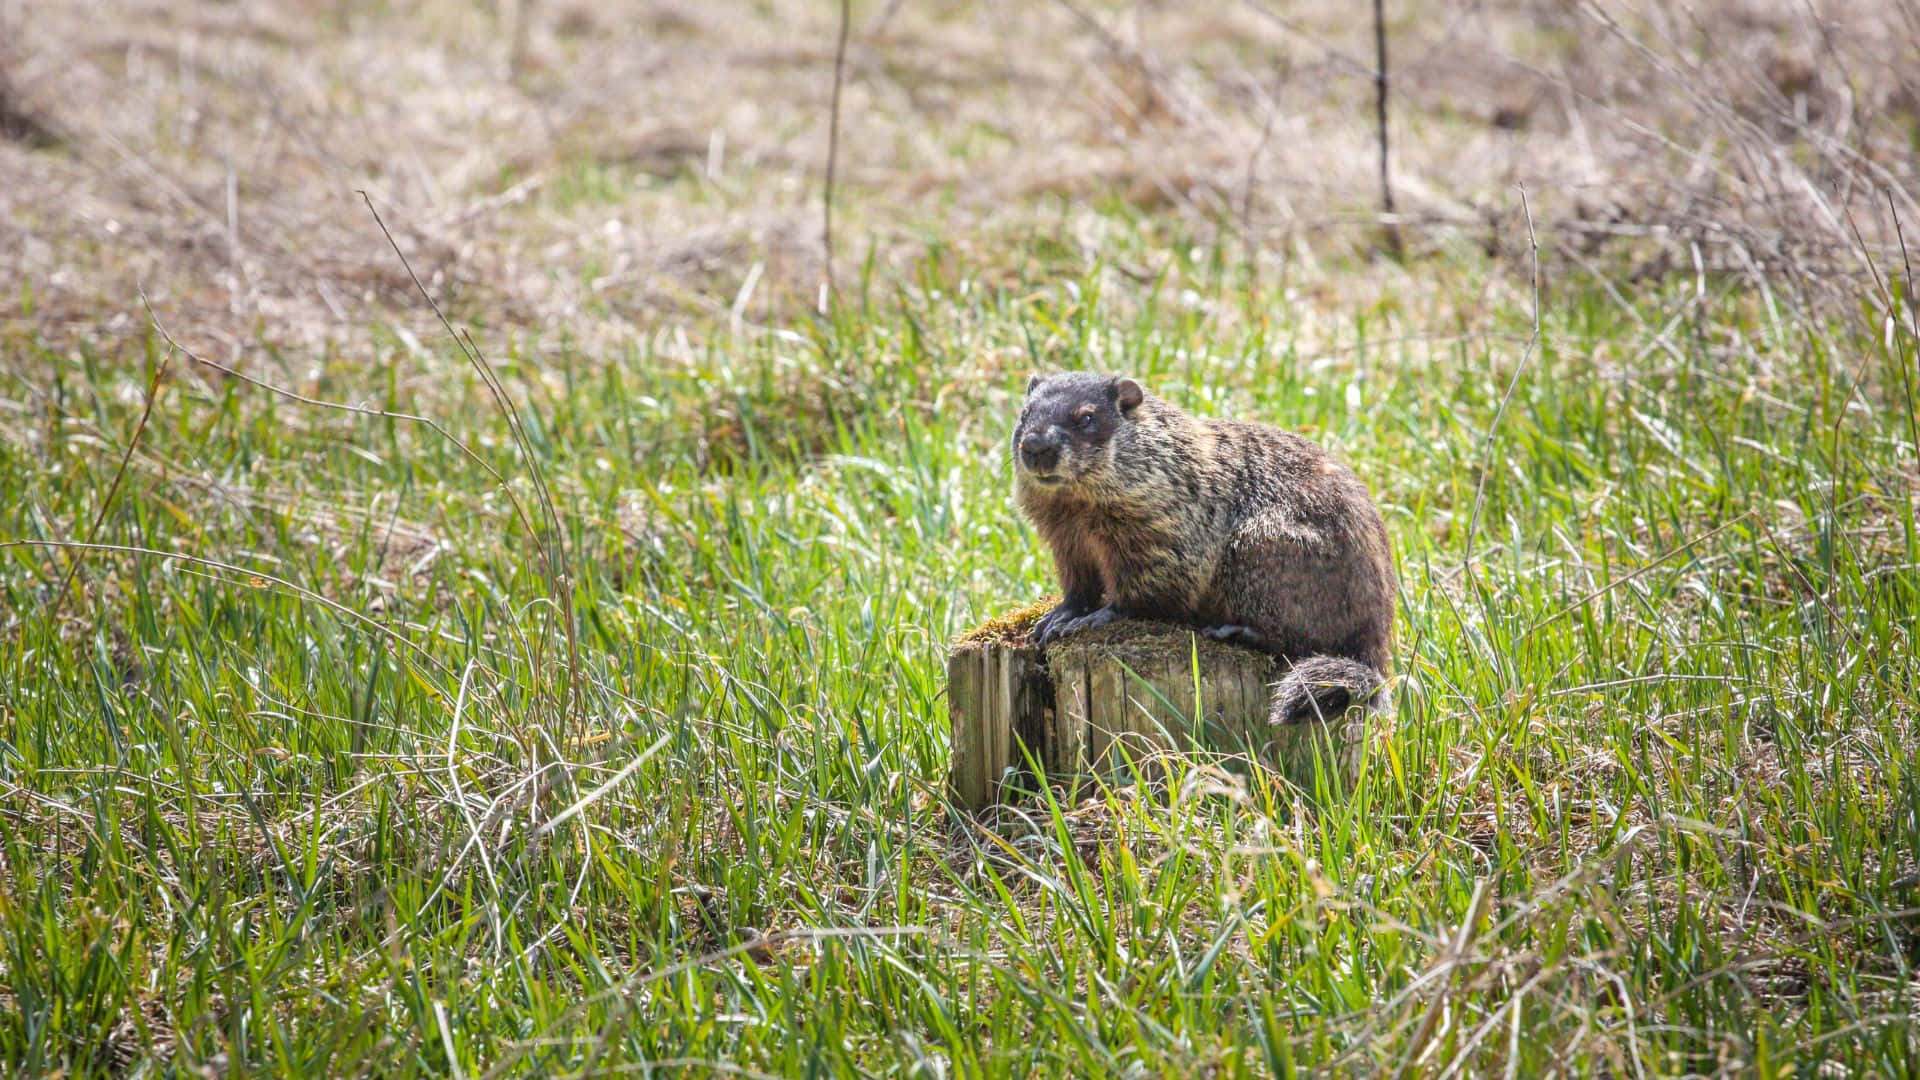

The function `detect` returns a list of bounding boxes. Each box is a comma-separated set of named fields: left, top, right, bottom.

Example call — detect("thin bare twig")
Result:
left=1884, top=191, right=1920, bottom=464
left=1752, top=512, right=1868, bottom=654
left=1372, top=0, right=1403, bottom=261
left=49, top=305, right=171, bottom=618
left=1463, top=188, right=1539, bottom=585
left=507, top=0, right=536, bottom=80
left=1238, top=0, right=1372, bottom=77
left=358, top=192, right=581, bottom=722
left=148, top=313, right=522, bottom=502
left=1238, top=58, right=1288, bottom=296
left=821, top=0, right=852, bottom=312
left=8, top=539, right=452, bottom=677
left=1522, top=511, right=1755, bottom=638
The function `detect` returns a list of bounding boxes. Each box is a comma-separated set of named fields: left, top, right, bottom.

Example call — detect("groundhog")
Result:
left=1012, top=372, right=1396, bottom=724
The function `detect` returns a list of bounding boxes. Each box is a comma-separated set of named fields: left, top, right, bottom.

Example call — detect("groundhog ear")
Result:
left=1113, top=377, right=1144, bottom=412
left=1025, top=374, right=1043, bottom=397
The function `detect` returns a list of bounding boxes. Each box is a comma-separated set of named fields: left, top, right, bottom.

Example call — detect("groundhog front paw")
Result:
left=1202, top=624, right=1264, bottom=646
left=1031, top=602, right=1088, bottom=645
left=1049, top=604, right=1121, bottom=641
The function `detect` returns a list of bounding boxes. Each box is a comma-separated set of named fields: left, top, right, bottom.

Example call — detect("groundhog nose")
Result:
left=1019, top=437, right=1060, bottom=472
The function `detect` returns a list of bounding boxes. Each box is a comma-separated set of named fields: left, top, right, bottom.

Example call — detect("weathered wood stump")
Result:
left=948, top=608, right=1371, bottom=809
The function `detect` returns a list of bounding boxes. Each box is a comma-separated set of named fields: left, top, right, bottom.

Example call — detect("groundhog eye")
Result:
left=1075, top=412, right=1096, bottom=429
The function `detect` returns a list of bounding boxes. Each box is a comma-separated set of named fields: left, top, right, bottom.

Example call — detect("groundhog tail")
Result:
left=1269, top=655, right=1388, bottom=726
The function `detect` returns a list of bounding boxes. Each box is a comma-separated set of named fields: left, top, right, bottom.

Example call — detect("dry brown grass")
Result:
left=3, top=0, right=1915, bottom=360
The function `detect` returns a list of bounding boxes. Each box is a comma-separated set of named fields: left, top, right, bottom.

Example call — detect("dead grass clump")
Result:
left=0, top=69, right=56, bottom=149
left=6, top=0, right=1918, bottom=362
left=694, top=352, right=927, bottom=473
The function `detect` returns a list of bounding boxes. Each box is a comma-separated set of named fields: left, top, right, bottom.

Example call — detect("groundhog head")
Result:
left=1012, top=372, right=1145, bottom=490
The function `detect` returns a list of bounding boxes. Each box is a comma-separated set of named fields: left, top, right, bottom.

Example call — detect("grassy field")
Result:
left=5, top=0, right=1920, bottom=1076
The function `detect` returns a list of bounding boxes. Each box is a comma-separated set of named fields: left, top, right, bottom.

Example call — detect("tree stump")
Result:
left=948, top=609, right=1371, bottom=809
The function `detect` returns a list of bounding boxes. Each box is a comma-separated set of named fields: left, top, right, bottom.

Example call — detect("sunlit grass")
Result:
left=1, top=241, right=1916, bottom=1076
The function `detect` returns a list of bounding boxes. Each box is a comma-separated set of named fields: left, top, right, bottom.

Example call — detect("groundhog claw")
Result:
left=1030, top=602, right=1082, bottom=645
left=1055, top=605, right=1121, bottom=639
left=1032, top=602, right=1121, bottom=645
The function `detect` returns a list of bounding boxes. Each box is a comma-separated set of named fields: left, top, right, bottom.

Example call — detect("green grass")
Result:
left=2, top=245, right=1917, bottom=1077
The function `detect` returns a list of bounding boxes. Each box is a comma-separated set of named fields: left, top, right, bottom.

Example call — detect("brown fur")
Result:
left=1012, top=372, right=1396, bottom=723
